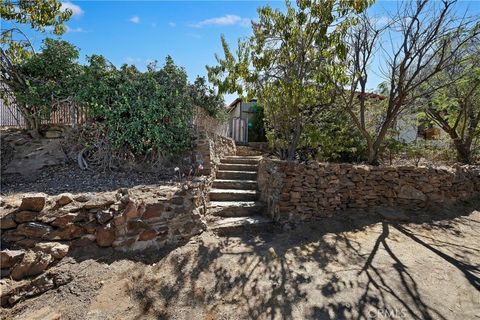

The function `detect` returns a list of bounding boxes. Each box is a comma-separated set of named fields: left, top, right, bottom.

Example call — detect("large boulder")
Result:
left=10, top=251, right=54, bottom=280
left=0, top=250, right=25, bottom=269
left=19, top=195, right=46, bottom=212
left=33, top=242, right=69, bottom=260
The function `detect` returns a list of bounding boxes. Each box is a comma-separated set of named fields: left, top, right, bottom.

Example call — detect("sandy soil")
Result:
left=1, top=205, right=479, bottom=320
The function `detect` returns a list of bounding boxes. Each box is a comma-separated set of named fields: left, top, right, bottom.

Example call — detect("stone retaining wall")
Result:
left=0, top=178, right=210, bottom=297
left=1, top=180, right=209, bottom=252
left=258, top=159, right=480, bottom=222
left=196, top=131, right=236, bottom=176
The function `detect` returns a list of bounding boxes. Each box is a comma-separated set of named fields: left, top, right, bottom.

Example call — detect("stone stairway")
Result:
left=208, top=155, right=271, bottom=235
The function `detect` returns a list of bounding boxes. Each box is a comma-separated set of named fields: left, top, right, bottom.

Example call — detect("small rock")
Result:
left=96, top=210, right=113, bottom=224
left=398, top=185, right=426, bottom=201
left=34, top=242, right=69, bottom=260
left=0, top=249, right=25, bottom=269
left=15, top=239, right=37, bottom=248
left=50, top=212, right=80, bottom=228
left=83, top=196, right=115, bottom=210
left=127, top=219, right=148, bottom=236
left=1, top=230, right=26, bottom=242
left=44, top=224, right=83, bottom=241
left=17, top=222, right=53, bottom=238
left=96, top=224, right=115, bottom=247
left=2, top=271, right=72, bottom=307
left=10, top=251, right=54, bottom=280
left=123, top=201, right=138, bottom=219
left=0, top=215, right=17, bottom=229
left=55, top=194, right=73, bottom=206
left=74, top=193, right=94, bottom=203
left=19, top=195, right=46, bottom=212
left=139, top=229, right=157, bottom=241
left=15, top=211, right=39, bottom=223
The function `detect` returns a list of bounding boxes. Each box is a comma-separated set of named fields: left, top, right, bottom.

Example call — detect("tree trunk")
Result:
left=453, top=139, right=472, bottom=164
left=367, top=146, right=380, bottom=165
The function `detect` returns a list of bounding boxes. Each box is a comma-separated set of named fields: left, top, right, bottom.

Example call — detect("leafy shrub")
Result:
left=301, top=108, right=367, bottom=162
left=76, top=55, right=223, bottom=157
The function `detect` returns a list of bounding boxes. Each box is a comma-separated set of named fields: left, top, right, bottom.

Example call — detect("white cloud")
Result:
left=168, top=22, right=176, bottom=27
left=129, top=15, right=140, bottom=24
left=190, top=14, right=250, bottom=28
left=66, top=25, right=84, bottom=33
left=61, top=2, right=84, bottom=17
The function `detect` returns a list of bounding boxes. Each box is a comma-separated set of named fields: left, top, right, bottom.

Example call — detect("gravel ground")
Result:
left=1, top=164, right=177, bottom=196
left=1, top=205, right=479, bottom=320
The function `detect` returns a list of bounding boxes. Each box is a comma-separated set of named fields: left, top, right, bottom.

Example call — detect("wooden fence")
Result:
left=0, top=94, right=87, bottom=128
left=192, top=106, right=229, bottom=137
left=1, top=95, right=228, bottom=136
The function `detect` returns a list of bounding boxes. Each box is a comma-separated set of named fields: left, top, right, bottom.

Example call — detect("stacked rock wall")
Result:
left=1, top=180, right=209, bottom=253
left=195, top=131, right=236, bottom=176
left=258, top=159, right=480, bottom=222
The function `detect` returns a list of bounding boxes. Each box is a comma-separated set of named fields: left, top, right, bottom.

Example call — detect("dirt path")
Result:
left=2, top=209, right=479, bottom=320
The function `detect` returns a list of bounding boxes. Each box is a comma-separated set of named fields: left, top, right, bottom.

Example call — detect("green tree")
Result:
left=189, top=76, right=225, bottom=118
left=341, top=1, right=480, bottom=164
left=424, top=51, right=480, bottom=163
left=77, top=55, right=223, bottom=158
left=1, top=0, right=72, bottom=131
left=249, top=103, right=267, bottom=142
left=208, top=0, right=372, bottom=160
left=303, top=107, right=367, bottom=162
left=0, top=0, right=72, bottom=62
left=6, top=38, right=80, bottom=130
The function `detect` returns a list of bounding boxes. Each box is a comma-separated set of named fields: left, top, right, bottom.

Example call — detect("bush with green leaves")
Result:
left=77, top=55, right=223, bottom=157
left=301, top=108, right=367, bottom=162
left=6, top=38, right=224, bottom=160
left=6, top=39, right=80, bottom=130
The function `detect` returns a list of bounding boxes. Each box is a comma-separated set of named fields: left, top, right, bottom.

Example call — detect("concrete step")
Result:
left=236, top=146, right=263, bottom=157
left=216, top=170, right=257, bottom=180
left=212, top=179, right=258, bottom=190
left=220, top=156, right=262, bottom=165
left=218, top=163, right=258, bottom=172
left=209, top=189, right=259, bottom=201
left=209, top=215, right=273, bottom=236
left=208, top=201, right=264, bottom=217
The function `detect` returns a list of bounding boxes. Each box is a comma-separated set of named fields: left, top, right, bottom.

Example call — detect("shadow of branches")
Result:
left=126, top=201, right=479, bottom=319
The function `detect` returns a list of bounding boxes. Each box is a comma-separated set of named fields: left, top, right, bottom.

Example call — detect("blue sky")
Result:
left=4, top=1, right=480, bottom=104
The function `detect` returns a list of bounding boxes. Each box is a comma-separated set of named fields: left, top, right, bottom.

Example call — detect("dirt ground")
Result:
left=1, top=204, right=479, bottom=320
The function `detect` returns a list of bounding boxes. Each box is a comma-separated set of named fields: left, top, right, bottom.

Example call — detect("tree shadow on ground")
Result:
left=126, top=200, right=480, bottom=319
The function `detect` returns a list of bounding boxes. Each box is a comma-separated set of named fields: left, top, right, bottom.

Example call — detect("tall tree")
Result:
left=208, top=0, right=372, bottom=160
left=424, top=48, right=480, bottom=163
left=341, top=0, right=480, bottom=164
left=0, top=0, right=72, bottom=131
left=3, top=39, right=80, bottom=131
